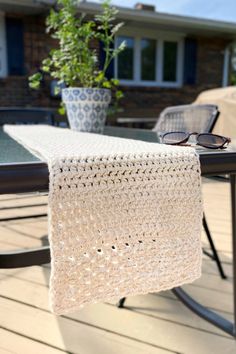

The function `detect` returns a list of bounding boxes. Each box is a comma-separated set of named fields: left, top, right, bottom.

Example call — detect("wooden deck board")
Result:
left=0, top=179, right=236, bottom=353
left=1, top=298, right=171, bottom=354
left=0, top=328, right=66, bottom=354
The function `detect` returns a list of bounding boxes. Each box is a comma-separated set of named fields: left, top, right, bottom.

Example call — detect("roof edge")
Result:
left=1, top=0, right=236, bottom=35
left=79, top=1, right=236, bottom=35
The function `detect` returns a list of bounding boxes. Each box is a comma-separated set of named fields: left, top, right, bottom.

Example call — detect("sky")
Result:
left=89, top=0, right=236, bottom=23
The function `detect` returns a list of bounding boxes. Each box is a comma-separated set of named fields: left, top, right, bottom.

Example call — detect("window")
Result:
left=141, top=38, right=156, bottom=81
left=117, top=36, right=134, bottom=80
left=163, top=41, right=177, bottom=82
left=115, top=32, right=183, bottom=87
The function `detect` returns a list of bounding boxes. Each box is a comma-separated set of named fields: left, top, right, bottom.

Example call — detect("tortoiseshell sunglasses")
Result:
left=161, top=132, right=231, bottom=149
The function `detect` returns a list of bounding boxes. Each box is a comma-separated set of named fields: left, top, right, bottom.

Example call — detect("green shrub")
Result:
left=29, top=0, right=125, bottom=101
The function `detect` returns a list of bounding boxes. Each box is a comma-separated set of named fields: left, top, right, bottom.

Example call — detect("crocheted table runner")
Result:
left=4, top=125, right=202, bottom=315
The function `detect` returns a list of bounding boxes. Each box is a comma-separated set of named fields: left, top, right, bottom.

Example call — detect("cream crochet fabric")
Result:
left=4, top=125, right=202, bottom=315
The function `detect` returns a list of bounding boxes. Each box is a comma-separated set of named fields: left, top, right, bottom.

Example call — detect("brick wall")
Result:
left=0, top=14, right=59, bottom=109
left=118, top=36, right=229, bottom=122
left=0, top=13, right=230, bottom=123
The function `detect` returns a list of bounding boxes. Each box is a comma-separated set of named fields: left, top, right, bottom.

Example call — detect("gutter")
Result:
left=0, top=0, right=54, bottom=8
left=77, top=1, right=236, bottom=36
left=1, top=0, right=236, bottom=36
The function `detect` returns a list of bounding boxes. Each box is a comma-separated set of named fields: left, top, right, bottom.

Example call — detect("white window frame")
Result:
left=0, top=12, right=7, bottom=78
left=114, top=27, right=184, bottom=88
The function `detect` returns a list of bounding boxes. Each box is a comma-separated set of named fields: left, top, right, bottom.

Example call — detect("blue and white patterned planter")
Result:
left=62, top=88, right=111, bottom=133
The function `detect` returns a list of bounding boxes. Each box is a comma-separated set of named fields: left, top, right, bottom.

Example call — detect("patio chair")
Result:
left=0, top=107, right=54, bottom=126
left=152, top=104, right=219, bottom=135
left=152, top=105, right=225, bottom=274
left=117, top=103, right=225, bottom=309
left=0, top=107, right=55, bottom=222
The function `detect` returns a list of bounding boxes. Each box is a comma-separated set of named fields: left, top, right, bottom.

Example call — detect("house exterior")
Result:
left=0, top=0, right=236, bottom=122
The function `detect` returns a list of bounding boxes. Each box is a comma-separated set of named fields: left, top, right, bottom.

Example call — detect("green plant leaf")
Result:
left=28, top=0, right=125, bottom=112
left=103, top=81, right=112, bottom=88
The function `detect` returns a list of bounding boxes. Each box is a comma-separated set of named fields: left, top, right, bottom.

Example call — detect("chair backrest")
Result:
left=0, top=108, right=54, bottom=126
left=153, top=104, right=219, bottom=136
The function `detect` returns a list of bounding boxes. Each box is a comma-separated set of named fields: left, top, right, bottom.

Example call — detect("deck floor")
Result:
left=0, top=178, right=236, bottom=354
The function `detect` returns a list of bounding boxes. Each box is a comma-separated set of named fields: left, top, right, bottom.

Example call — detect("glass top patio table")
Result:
left=0, top=126, right=236, bottom=184
left=0, top=126, right=161, bottom=164
left=0, top=125, right=236, bottom=338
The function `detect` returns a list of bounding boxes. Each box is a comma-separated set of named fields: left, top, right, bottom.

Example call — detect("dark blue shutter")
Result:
left=184, top=38, right=197, bottom=85
left=99, top=40, right=114, bottom=79
left=6, top=18, right=24, bottom=76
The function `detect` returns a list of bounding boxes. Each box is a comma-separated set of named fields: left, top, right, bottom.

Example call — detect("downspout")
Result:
left=222, top=45, right=230, bottom=87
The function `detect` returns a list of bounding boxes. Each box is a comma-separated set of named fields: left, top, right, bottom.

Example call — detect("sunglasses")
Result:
left=161, top=132, right=231, bottom=149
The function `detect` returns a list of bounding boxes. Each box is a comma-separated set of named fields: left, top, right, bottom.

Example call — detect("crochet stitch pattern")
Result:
left=4, top=125, right=203, bottom=315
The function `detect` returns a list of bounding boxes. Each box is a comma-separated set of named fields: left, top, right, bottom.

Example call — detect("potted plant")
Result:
left=29, top=0, right=125, bottom=133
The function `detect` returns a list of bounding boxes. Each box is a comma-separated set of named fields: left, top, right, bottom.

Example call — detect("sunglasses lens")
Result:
left=162, top=132, right=188, bottom=144
left=197, top=134, right=225, bottom=148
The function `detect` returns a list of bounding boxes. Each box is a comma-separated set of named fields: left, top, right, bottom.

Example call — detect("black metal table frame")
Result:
left=0, top=152, right=236, bottom=338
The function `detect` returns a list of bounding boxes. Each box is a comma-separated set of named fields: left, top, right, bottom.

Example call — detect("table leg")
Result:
left=172, top=174, right=236, bottom=337
left=0, top=246, right=51, bottom=268
left=0, top=190, right=51, bottom=268
left=231, top=173, right=236, bottom=335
